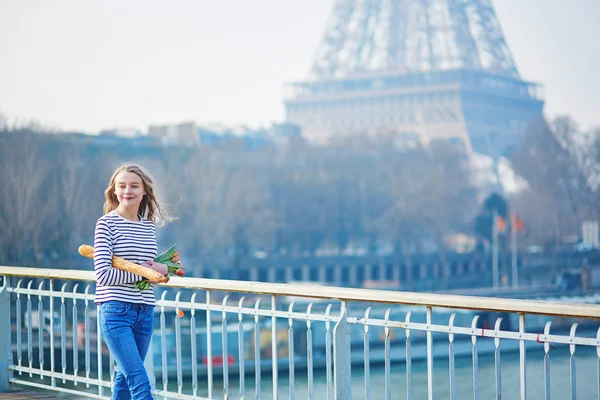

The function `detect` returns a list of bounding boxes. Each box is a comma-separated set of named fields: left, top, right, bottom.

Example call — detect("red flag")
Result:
left=512, top=213, right=525, bottom=231
left=497, top=216, right=505, bottom=232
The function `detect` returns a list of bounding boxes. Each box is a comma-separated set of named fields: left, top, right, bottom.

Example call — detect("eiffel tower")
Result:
left=284, top=0, right=544, bottom=158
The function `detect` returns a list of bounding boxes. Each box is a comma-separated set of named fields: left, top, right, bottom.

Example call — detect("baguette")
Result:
left=78, top=244, right=168, bottom=283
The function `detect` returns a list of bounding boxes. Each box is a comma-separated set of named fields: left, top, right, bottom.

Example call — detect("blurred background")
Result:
left=1, top=0, right=598, bottom=293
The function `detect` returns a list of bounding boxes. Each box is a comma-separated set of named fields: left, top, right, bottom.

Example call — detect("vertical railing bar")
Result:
left=16, top=281, right=22, bottom=375
left=288, top=302, right=296, bottom=400
left=271, top=295, right=278, bottom=400
left=471, top=315, right=480, bottom=400
left=96, top=299, right=103, bottom=397
left=27, top=282, right=33, bottom=377
left=49, top=279, right=55, bottom=387
left=544, top=321, right=552, bottom=400
left=238, top=297, right=246, bottom=400
left=190, top=294, right=198, bottom=398
left=426, top=306, right=434, bottom=400
left=254, top=298, right=262, bottom=400
left=406, top=311, right=413, bottom=400
left=519, top=314, right=527, bottom=400
left=570, top=323, right=578, bottom=400
left=207, top=290, right=214, bottom=400
left=37, top=281, right=44, bottom=379
left=325, top=304, right=333, bottom=400
left=84, top=286, right=91, bottom=388
left=175, top=292, right=183, bottom=395
left=448, top=314, right=456, bottom=400
left=363, top=308, right=372, bottom=400
left=60, top=283, right=67, bottom=384
left=494, top=318, right=504, bottom=400
left=306, top=303, right=314, bottom=400
left=160, top=291, right=168, bottom=396
left=384, top=308, right=392, bottom=400
left=222, top=295, right=230, bottom=399
left=72, top=284, right=79, bottom=386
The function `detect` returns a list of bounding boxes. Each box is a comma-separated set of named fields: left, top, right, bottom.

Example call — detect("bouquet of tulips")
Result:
left=135, top=244, right=185, bottom=291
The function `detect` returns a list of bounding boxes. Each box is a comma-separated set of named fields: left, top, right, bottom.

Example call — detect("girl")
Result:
left=94, top=163, right=177, bottom=400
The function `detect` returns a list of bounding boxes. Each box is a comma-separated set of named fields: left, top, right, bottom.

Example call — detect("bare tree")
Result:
left=510, top=117, right=594, bottom=256
left=0, top=133, right=54, bottom=265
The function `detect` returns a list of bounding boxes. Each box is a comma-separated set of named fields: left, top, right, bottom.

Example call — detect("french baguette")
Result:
left=78, top=244, right=168, bottom=283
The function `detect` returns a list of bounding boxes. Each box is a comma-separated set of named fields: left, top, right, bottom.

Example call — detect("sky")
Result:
left=0, top=0, right=598, bottom=134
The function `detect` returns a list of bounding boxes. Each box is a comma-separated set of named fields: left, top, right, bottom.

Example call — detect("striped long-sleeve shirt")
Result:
left=93, top=210, right=158, bottom=305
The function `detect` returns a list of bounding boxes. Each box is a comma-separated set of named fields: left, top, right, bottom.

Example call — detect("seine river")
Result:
left=186, top=345, right=598, bottom=399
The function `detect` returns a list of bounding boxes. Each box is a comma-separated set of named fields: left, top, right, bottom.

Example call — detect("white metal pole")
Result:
left=492, top=210, right=499, bottom=290
left=511, top=213, right=518, bottom=289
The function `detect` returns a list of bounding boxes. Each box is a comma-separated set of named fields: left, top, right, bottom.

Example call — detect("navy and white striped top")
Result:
left=93, top=210, right=158, bottom=306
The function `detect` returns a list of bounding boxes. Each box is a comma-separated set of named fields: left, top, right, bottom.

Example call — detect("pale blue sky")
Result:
left=0, top=0, right=598, bottom=133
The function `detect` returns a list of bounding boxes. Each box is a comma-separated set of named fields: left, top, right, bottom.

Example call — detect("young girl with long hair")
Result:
left=94, top=163, right=176, bottom=399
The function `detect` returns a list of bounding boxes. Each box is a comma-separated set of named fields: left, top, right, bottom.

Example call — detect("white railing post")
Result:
left=0, top=278, right=13, bottom=392
left=333, top=303, right=351, bottom=400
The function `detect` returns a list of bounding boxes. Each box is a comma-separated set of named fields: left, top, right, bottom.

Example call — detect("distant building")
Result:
left=99, top=127, right=143, bottom=138
left=144, top=121, right=302, bottom=149
left=269, top=123, right=301, bottom=139
left=582, top=221, right=599, bottom=248
left=148, top=121, right=200, bottom=146
left=268, top=123, right=304, bottom=148
left=198, top=124, right=277, bottom=150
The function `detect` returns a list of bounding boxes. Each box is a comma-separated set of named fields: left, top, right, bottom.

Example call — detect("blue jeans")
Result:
left=99, top=301, right=155, bottom=400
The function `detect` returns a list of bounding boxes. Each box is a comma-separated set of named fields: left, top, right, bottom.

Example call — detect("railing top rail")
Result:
left=1, top=266, right=94, bottom=281
left=2, top=266, right=599, bottom=319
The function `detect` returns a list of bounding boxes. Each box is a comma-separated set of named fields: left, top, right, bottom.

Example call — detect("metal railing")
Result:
left=1, top=265, right=599, bottom=399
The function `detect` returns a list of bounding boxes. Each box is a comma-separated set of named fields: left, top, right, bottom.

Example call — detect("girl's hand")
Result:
left=141, top=261, right=168, bottom=275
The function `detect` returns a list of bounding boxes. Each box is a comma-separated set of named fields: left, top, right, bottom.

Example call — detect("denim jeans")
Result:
left=99, top=301, right=155, bottom=400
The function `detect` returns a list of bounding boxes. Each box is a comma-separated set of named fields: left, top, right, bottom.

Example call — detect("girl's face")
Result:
left=114, top=171, right=146, bottom=209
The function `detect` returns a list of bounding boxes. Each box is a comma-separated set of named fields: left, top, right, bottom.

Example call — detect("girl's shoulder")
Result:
left=140, top=216, right=156, bottom=231
left=98, top=210, right=119, bottom=223
left=96, top=211, right=118, bottom=230
left=138, top=213, right=155, bottom=226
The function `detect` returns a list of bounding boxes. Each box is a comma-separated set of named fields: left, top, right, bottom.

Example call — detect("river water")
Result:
left=185, top=345, right=598, bottom=399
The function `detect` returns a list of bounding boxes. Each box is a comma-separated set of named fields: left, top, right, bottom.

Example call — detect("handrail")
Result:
left=2, top=266, right=599, bottom=319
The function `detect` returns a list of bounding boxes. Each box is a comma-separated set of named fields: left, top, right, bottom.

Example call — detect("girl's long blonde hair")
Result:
left=103, top=163, right=175, bottom=225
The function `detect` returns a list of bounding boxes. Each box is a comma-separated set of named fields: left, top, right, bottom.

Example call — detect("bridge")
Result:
left=199, top=248, right=600, bottom=296
left=1, top=266, right=599, bottom=399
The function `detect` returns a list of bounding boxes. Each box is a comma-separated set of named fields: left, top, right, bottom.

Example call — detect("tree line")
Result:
left=1, top=115, right=598, bottom=275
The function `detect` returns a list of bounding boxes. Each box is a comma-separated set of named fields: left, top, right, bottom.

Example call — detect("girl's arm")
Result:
left=93, top=219, right=140, bottom=286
